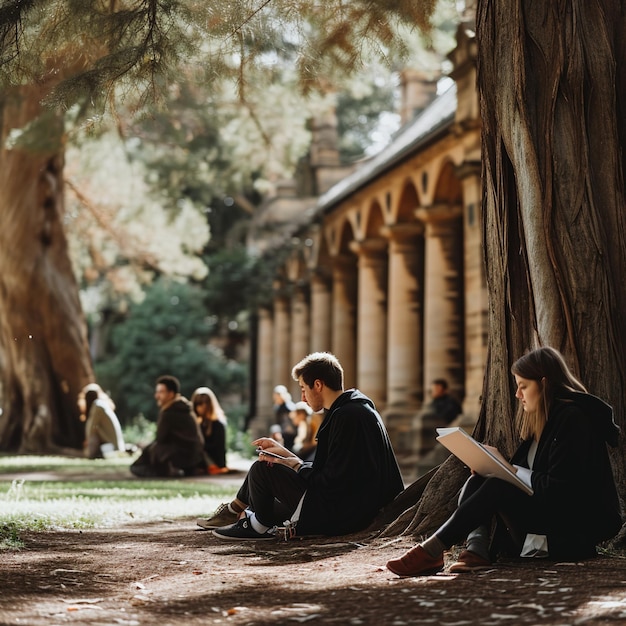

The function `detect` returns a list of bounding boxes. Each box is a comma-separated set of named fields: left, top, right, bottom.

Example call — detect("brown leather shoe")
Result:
left=386, top=545, right=444, bottom=577
left=448, top=549, right=491, bottom=573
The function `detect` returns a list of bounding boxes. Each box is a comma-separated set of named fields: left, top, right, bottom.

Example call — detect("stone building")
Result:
left=248, top=25, right=485, bottom=476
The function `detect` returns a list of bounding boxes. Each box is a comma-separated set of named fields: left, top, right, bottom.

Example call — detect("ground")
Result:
left=2, top=469, right=626, bottom=625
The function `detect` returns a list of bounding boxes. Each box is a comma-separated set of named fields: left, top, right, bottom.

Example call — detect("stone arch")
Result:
left=395, top=177, right=422, bottom=224
left=326, top=211, right=357, bottom=257
left=433, top=159, right=463, bottom=205
left=362, top=199, right=386, bottom=240
left=336, top=214, right=357, bottom=256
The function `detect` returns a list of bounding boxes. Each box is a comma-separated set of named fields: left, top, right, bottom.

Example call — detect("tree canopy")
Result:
left=0, top=0, right=457, bottom=451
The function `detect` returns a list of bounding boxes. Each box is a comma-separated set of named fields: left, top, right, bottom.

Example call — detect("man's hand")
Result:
left=252, top=437, right=302, bottom=471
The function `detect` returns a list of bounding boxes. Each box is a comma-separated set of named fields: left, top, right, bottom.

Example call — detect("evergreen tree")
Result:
left=95, top=279, right=246, bottom=423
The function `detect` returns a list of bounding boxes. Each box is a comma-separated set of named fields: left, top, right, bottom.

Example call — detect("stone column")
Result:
left=331, top=254, right=357, bottom=388
left=350, top=239, right=388, bottom=409
left=383, top=224, right=425, bottom=408
left=310, top=271, right=332, bottom=353
left=415, top=205, right=465, bottom=398
left=414, top=205, right=464, bottom=462
left=252, top=306, right=275, bottom=438
left=457, top=162, right=487, bottom=422
left=381, top=223, right=424, bottom=455
left=272, top=291, right=292, bottom=392
left=289, top=284, right=310, bottom=400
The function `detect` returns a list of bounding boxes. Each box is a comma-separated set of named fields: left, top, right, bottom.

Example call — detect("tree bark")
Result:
left=0, top=84, right=94, bottom=453
left=380, top=1, right=626, bottom=542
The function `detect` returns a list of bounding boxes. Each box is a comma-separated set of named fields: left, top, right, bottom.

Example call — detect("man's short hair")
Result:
left=432, top=378, right=448, bottom=390
left=156, top=375, right=180, bottom=394
left=292, top=352, right=343, bottom=391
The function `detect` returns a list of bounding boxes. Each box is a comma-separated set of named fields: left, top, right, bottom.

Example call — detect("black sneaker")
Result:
left=212, top=517, right=275, bottom=541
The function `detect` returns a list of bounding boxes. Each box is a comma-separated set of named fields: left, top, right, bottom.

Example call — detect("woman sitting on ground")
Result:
left=191, top=387, right=229, bottom=475
left=80, top=384, right=126, bottom=459
left=387, top=346, right=622, bottom=577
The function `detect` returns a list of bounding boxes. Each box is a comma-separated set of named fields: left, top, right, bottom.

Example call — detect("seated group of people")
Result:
left=82, top=374, right=321, bottom=478
left=79, top=377, right=228, bottom=477
left=129, top=376, right=229, bottom=477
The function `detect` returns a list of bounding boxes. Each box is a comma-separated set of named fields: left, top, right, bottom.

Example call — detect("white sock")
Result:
left=421, top=534, right=446, bottom=558
left=248, top=513, right=270, bottom=534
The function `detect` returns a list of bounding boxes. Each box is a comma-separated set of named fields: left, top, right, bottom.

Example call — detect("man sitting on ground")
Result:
left=197, top=352, right=404, bottom=539
left=130, top=375, right=206, bottom=478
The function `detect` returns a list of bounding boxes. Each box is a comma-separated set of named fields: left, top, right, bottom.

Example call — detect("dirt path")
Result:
left=2, top=518, right=626, bottom=625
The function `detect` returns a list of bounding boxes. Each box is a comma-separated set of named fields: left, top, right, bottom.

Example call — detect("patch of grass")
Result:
left=0, top=453, right=133, bottom=474
left=0, top=455, right=242, bottom=549
left=0, top=522, right=24, bottom=549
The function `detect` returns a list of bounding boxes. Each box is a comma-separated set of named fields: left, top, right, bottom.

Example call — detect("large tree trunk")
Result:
left=0, top=85, right=94, bottom=453
left=381, top=1, right=626, bottom=541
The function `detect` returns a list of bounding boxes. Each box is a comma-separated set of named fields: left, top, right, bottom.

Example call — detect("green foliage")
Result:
left=125, top=81, right=252, bottom=211
left=121, top=414, right=157, bottom=447
left=94, top=278, right=247, bottom=422
left=0, top=0, right=459, bottom=458
left=201, top=244, right=279, bottom=318
left=0, top=0, right=441, bottom=110
left=225, top=404, right=255, bottom=458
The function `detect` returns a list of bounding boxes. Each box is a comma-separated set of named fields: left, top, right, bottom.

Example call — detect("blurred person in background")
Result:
left=79, top=383, right=125, bottom=459
left=191, top=386, right=229, bottom=475
left=289, top=401, right=321, bottom=462
left=273, top=384, right=297, bottom=450
left=130, top=375, right=205, bottom=478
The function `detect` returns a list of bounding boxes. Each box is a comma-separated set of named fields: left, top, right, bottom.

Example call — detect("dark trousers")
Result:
left=436, top=475, right=538, bottom=553
left=237, top=461, right=307, bottom=527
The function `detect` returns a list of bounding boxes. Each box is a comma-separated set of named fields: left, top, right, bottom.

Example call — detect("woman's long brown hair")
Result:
left=511, top=347, right=586, bottom=441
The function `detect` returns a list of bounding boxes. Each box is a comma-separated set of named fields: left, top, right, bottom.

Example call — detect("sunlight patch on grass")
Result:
left=0, top=455, right=244, bottom=548
left=0, top=454, right=134, bottom=473
left=1, top=492, right=233, bottom=527
left=2, top=478, right=235, bottom=500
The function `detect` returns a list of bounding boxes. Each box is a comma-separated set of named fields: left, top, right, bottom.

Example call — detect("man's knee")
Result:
left=247, top=459, right=274, bottom=487
left=248, top=460, right=267, bottom=478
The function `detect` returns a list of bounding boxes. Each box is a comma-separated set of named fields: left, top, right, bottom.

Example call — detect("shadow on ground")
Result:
left=1, top=519, right=626, bottom=625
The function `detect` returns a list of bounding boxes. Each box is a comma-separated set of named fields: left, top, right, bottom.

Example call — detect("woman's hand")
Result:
left=482, top=444, right=517, bottom=473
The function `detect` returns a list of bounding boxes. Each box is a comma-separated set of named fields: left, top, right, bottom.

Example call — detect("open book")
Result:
left=436, top=427, right=533, bottom=495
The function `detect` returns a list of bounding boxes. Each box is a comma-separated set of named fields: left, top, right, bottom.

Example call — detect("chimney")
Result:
left=398, top=69, right=440, bottom=125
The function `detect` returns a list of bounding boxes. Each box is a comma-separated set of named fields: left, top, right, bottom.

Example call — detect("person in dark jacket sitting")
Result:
left=130, top=375, right=206, bottom=478
left=427, top=379, right=462, bottom=425
left=387, top=346, right=622, bottom=577
left=204, top=352, right=404, bottom=539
